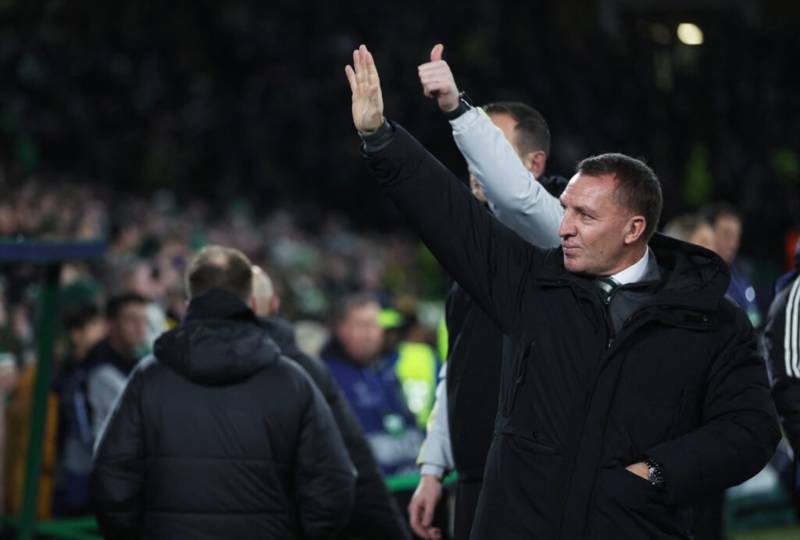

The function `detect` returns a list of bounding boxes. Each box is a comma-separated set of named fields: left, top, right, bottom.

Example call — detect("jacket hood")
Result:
left=154, top=289, right=281, bottom=385
left=645, top=233, right=730, bottom=311
left=539, top=233, right=730, bottom=313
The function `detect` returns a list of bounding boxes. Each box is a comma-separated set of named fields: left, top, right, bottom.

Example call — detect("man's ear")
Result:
left=523, top=150, right=547, bottom=178
left=269, top=295, right=281, bottom=316
left=624, top=216, right=647, bottom=245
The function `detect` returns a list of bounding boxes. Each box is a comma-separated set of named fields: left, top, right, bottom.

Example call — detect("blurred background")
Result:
left=0, top=0, right=799, bottom=538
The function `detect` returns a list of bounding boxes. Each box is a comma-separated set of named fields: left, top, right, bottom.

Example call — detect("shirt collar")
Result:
left=609, top=247, right=652, bottom=286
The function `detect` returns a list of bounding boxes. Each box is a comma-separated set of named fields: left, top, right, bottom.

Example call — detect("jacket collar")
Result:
left=185, top=288, right=257, bottom=323
left=536, top=234, right=730, bottom=313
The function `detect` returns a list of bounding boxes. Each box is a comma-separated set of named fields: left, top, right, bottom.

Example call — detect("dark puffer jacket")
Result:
left=260, top=316, right=411, bottom=540
left=763, top=269, right=800, bottom=452
left=91, top=289, right=356, bottom=540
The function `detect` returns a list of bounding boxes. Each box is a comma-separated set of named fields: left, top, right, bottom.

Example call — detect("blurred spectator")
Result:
left=762, top=239, right=800, bottom=516
left=251, top=267, right=411, bottom=540
left=86, top=293, right=149, bottom=437
left=51, top=304, right=106, bottom=516
left=92, top=246, right=355, bottom=540
left=663, top=213, right=716, bottom=251
left=380, top=308, right=439, bottom=430
left=322, top=294, right=423, bottom=477
left=703, top=203, right=762, bottom=327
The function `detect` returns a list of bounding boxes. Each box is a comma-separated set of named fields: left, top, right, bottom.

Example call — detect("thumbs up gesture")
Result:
left=418, top=44, right=460, bottom=113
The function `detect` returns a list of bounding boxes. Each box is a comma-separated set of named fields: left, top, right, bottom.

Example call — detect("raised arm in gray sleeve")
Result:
left=417, top=363, right=454, bottom=477
left=451, top=107, right=563, bottom=248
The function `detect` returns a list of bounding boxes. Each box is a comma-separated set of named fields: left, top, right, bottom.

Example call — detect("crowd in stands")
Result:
left=0, top=174, right=446, bottom=523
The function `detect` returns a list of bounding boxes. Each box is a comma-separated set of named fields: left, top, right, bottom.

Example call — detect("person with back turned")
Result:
left=91, top=246, right=355, bottom=540
left=250, top=265, right=412, bottom=540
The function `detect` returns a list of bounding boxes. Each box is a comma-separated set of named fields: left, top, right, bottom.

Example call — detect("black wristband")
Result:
left=443, top=91, right=474, bottom=121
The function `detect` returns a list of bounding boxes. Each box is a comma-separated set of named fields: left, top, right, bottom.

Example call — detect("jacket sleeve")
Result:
left=646, top=311, right=780, bottom=505
left=295, top=371, right=358, bottom=540
left=90, top=359, right=151, bottom=540
left=763, top=276, right=800, bottom=452
left=300, top=352, right=412, bottom=540
left=418, top=363, right=454, bottom=477
left=451, top=108, right=564, bottom=249
left=366, top=122, right=547, bottom=338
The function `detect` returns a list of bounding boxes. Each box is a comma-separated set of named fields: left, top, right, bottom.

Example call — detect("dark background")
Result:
left=1, top=0, right=798, bottom=262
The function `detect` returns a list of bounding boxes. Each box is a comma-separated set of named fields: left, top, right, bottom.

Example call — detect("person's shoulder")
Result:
left=765, top=273, right=800, bottom=324
left=131, top=355, right=160, bottom=376
left=288, top=351, right=331, bottom=389
left=256, top=354, right=319, bottom=393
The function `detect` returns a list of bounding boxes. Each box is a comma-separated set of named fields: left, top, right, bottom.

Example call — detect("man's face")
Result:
left=712, top=214, right=741, bottom=263
left=110, top=303, right=149, bottom=356
left=689, top=223, right=716, bottom=251
left=336, top=302, right=384, bottom=364
left=558, top=173, right=640, bottom=275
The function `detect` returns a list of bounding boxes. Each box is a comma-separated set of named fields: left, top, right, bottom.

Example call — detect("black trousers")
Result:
left=454, top=479, right=483, bottom=540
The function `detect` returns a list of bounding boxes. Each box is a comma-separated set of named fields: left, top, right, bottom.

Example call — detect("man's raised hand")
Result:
left=345, top=44, right=384, bottom=133
left=418, top=43, right=460, bottom=113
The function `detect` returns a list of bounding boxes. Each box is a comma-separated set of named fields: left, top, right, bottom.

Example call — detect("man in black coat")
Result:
left=763, top=239, right=800, bottom=515
left=763, top=239, right=800, bottom=453
left=91, top=246, right=356, bottom=540
left=344, top=45, right=780, bottom=539
left=250, top=265, right=412, bottom=540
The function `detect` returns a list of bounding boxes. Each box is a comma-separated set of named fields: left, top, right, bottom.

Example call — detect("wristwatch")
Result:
left=645, top=457, right=665, bottom=489
left=443, top=91, right=474, bottom=120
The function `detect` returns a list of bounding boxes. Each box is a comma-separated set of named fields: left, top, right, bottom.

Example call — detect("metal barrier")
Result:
left=0, top=241, right=106, bottom=540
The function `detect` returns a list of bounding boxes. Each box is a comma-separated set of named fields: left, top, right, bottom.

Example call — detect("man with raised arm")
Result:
left=410, top=45, right=565, bottom=540
left=344, top=44, right=779, bottom=539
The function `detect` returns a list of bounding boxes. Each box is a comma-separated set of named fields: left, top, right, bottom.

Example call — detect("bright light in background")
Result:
left=677, top=23, right=704, bottom=45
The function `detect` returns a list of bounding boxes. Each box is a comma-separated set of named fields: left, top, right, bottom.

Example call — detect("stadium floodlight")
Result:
left=677, top=22, right=704, bottom=45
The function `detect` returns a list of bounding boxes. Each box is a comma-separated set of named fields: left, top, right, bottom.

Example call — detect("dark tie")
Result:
left=596, top=277, right=619, bottom=305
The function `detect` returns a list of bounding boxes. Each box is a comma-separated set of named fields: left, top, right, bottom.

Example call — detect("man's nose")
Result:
left=558, top=216, right=574, bottom=238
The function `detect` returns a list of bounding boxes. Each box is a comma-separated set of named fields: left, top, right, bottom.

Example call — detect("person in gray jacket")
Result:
left=409, top=44, right=565, bottom=539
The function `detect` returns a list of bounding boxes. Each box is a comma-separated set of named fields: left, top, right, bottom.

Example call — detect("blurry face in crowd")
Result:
left=558, top=174, right=646, bottom=276
left=688, top=223, right=716, bottom=252
left=712, top=214, right=741, bottom=263
left=71, top=317, right=107, bottom=360
left=109, top=303, right=149, bottom=358
left=336, top=301, right=384, bottom=364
